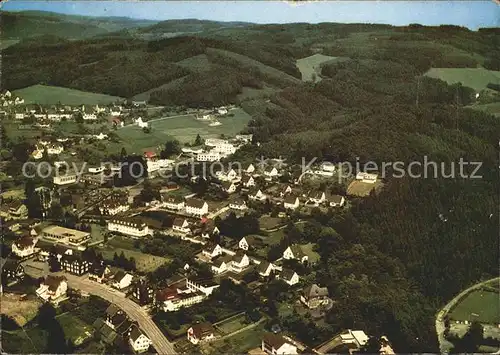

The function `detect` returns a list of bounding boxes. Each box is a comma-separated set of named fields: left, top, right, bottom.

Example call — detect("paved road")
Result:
left=435, top=277, right=500, bottom=354
left=64, top=274, right=177, bottom=355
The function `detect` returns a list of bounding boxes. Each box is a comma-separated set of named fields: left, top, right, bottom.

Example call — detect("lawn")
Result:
left=13, top=84, right=124, bottom=105
left=202, top=322, right=267, bottom=354
left=215, top=314, right=248, bottom=335
left=99, top=246, right=170, bottom=272
left=115, top=108, right=252, bottom=150
left=56, top=313, right=93, bottom=346
left=424, top=68, right=500, bottom=91
left=259, top=215, right=285, bottom=231
left=300, top=243, right=321, bottom=264
left=347, top=180, right=383, bottom=197
left=449, top=290, right=500, bottom=324
left=296, top=54, right=345, bottom=82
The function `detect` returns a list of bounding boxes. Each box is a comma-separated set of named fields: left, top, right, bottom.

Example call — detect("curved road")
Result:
left=64, top=274, right=177, bottom=354
left=435, top=277, right=500, bottom=354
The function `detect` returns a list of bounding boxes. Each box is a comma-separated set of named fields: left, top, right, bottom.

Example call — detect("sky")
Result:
left=3, top=1, right=499, bottom=30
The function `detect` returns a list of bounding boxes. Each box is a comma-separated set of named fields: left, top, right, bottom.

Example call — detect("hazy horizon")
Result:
left=3, top=1, right=499, bottom=30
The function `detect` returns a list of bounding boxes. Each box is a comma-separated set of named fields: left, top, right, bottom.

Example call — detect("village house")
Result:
left=36, top=275, right=68, bottom=304
left=11, top=235, right=37, bottom=258
left=307, top=191, right=326, bottom=205
left=283, top=195, right=300, bottom=210
left=0, top=200, right=28, bottom=220
left=261, top=333, right=298, bottom=355
left=111, top=270, right=134, bottom=290
left=236, top=134, right=253, bottom=143
left=264, top=166, right=279, bottom=180
left=1, top=258, right=25, bottom=284
left=321, top=162, right=336, bottom=173
left=197, top=218, right=220, bottom=239
left=329, top=195, right=346, bottom=207
left=99, top=198, right=130, bottom=215
left=42, top=225, right=91, bottom=247
left=163, top=195, right=185, bottom=211
left=300, top=284, right=330, bottom=309
left=242, top=175, right=256, bottom=188
left=89, top=263, right=111, bottom=283
left=279, top=185, right=293, bottom=197
left=256, top=261, right=280, bottom=278
left=283, top=245, right=308, bottom=263
left=230, top=252, right=250, bottom=273
left=238, top=236, right=252, bottom=251
left=172, top=218, right=192, bottom=234
left=334, top=329, right=370, bottom=353
left=60, top=253, right=90, bottom=276
left=230, top=199, right=247, bottom=211
left=356, top=172, right=378, bottom=184
left=245, top=163, right=256, bottom=174
left=186, top=278, right=220, bottom=296
left=248, top=188, right=267, bottom=201
left=129, top=325, right=152, bottom=353
left=217, top=107, right=228, bottom=115
left=107, top=218, right=150, bottom=237
left=185, top=198, right=209, bottom=217
left=221, top=181, right=237, bottom=194
left=105, top=304, right=127, bottom=330
left=187, top=322, right=217, bottom=345
left=131, top=278, right=155, bottom=305
left=211, top=255, right=231, bottom=274
left=202, top=244, right=223, bottom=259
left=278, top=269, right=300, bottom=286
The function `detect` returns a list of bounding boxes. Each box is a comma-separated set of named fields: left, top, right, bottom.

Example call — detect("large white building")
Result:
left=53, top=174, right=78, bottom=186
left=129, top=325, right=152, bottom=353
left=107, top=218, right=150, bottom=237
left=185, top=198, right=209, bottom=217
left=196, top=151, right=220, bottom=162
left=42, top=225, right=91, bottom=247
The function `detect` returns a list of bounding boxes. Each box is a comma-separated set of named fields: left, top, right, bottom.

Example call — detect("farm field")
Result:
left=13, top=84, right=124, bottom=105
left=449, top=290, right=500, bottom=324
left=424, top=68, right=500, bottom=91
left=0, top=293, right=41, bottom=326
left=98, top=246, right=170, bottom=272
left=115, top=108, right=252, bottom=150
left=296, top=54, right=344, bottom=82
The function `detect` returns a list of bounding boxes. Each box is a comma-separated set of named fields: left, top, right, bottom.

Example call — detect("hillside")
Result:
left=1, top=11, right=157, bottom=40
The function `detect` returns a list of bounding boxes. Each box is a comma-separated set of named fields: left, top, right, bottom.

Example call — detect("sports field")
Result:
left=13, top=84, right=123, bottom=105
left=449, top=290, right=500, bottom=324
left=424, top=68, right=500, bottom=91
left=115, top=108, right=252, bottom=151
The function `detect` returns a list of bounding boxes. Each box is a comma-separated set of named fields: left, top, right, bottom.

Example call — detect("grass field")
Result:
left=13, top=84, right=123, bottom=105
left=259, top=215, right=285, bottom=231
left=202, top=322, right=266, bottom=354
left=296, top=54, right=344, bottom=82
left=99, top=246, right=170, bottom=272
left=216, top=314, right=248, bottom=335
left=449, top=290, right=500, bottom=324
left=0, top=293, right=41, bottom=326
left=470, top=102, right=500, bottom=117
left=115, top=108, right=252, bottom=151
left=56, top=313, right=93, bottom=345
left=300, top=243, right=321, bottom=264
left=1, top=330, right=39, bottom=353
left=424, top=68, right=500, bottom=91
left=347, top=180, right=383, bottom=197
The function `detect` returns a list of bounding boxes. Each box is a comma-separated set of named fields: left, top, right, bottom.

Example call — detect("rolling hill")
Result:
left=1, top=11, right=157, bottom=40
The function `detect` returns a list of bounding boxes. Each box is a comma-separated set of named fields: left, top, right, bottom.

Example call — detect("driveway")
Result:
left=62, top=274, right=177, bottom=354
